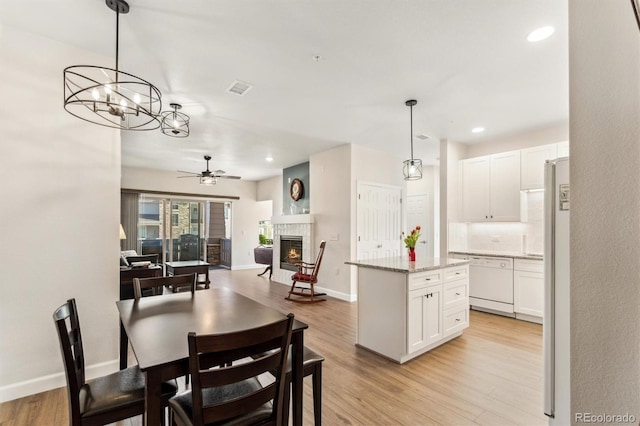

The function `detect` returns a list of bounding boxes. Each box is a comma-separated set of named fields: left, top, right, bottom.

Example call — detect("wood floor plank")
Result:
left=0, top=268, right=546, bottom=426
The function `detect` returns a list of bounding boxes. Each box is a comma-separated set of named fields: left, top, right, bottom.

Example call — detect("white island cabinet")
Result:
left=346, top=257, right=470, bottom=364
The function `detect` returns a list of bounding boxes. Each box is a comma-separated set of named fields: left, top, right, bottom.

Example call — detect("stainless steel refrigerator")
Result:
left=543, top=157, right=570, bottom=424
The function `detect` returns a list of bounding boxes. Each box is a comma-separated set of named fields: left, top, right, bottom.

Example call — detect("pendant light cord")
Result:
left=115, top=5, right=120, bottom=82
left=410, top=102, right=414, bottom=160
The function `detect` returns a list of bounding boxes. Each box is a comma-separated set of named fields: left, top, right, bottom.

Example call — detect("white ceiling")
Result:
left=2, top=0, right=568, bottom=181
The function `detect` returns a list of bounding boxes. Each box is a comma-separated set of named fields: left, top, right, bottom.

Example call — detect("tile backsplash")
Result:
left=449, top=191, right=544, bottom=254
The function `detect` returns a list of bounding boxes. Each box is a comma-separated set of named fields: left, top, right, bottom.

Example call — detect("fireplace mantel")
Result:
left=271, top=214, right=314, bottom=225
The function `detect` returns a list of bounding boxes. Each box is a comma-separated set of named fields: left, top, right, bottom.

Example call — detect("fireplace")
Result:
left=280, top=235, right=303, bottom=271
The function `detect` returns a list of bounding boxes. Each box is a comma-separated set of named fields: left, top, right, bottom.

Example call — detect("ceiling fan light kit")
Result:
left=63, top=0, right=163, bottom=130
left=160, top=103, right=190, bottom=137
left=403, top=99, right=423, bottom=181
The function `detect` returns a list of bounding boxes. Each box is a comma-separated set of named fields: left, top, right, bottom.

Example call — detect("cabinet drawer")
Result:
left=514, top=259, right=543, bottom=273
left=444, top=280, right=468, bottom=309
left=444, top=265, right=468, bottom=282
left=443, top=306, right=469, bottom=336
left=408, top=270, right=442, bottom=290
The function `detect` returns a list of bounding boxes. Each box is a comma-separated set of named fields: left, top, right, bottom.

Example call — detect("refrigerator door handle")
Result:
left=543, top=160, right=556, bottom=418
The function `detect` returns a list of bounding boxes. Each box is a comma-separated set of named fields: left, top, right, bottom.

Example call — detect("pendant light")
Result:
left=63, top=0, right=162, bottom=130
left=403, top=99, right=423, bottom=180
left=160, top=103, right=190, bottom=137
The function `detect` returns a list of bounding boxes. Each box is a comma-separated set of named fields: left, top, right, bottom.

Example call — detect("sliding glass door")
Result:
left=168, top=201, right=203, bottom=261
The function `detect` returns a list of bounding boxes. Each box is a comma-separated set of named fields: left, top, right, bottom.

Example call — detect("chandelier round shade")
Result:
left=403, top=99, right=423, bottom=181
left=160, top=103, right=190, bottom=137
left=64, top=65, right=162, bottom=130
left=63, top=0, right=162, bottom=131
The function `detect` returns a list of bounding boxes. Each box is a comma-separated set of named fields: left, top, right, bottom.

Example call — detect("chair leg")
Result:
left=282, top=377, right=291, bottom=425
left=312, top=364, right=322, bottom=426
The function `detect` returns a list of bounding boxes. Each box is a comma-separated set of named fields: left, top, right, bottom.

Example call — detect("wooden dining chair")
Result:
left=169, top=314, right=295, bottom=426
left=285, top=240, right=327, bottom=303
left=132, top=273, right=197, bottom=299
left=53, top=298, right=177, bottom=425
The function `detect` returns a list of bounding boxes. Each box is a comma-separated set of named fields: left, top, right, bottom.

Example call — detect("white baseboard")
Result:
left=231, top=263, right=266, bottom=271
left=0, top=359, right=119, bottom=403
left=272, top=280, right=357, bottom=302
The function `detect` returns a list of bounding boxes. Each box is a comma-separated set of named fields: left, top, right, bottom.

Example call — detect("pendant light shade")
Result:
left=403, top=99, right=423, bottom=181
left=160, top=103, right=190, bottom=137
left=63, top=0, right=162, bottom=130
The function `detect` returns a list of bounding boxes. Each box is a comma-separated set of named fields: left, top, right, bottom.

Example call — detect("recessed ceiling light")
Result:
left=265, top=156, right=273, bottom=162
left=472, top=127, right=485, bottom=133
left=527, top=26, right=555, bottom=42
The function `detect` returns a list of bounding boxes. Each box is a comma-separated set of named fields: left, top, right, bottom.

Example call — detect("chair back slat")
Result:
left=188, top=314, right=294, bottom=425
left=311, top=240, right=326, bottom=276
left=53, top=298, right=85, bottom=423
left=133, top=273, right=197, bottom=299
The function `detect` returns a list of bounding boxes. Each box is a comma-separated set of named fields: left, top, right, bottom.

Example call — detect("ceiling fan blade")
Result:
left=217, top=175, right=242, bottom=180
left=177, top=170, right=200, bottom=175
left=177, top=175, right=200, bottom=179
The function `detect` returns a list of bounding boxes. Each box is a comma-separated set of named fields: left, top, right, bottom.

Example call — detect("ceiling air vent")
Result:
left=226, top=80, right=253, bottom=96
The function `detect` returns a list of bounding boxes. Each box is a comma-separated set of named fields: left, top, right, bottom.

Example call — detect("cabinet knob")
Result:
left=455, top=272, right=461, bottom=275
left=485, top=215, right=488, bottom=219
left=455, top=292, right=461, bottom=296
left=456, top=318, right=461, bottom=322
left=377, top=244, right=382, bottom=248
left=425, top=278, right=431, bottom=281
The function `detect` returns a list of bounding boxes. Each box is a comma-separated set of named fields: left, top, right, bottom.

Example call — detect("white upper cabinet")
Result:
left=461, top=151, right=521, bottom=222
left=520, top=143, right=558, bottom=190
left=557, top=140, right=570, bottom=157
left=461, top=156, right=491, bottom=222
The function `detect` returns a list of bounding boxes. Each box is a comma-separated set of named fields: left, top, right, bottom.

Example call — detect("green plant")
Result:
left=402, top=225, right=421, bottom=248
left=259, top=234, right=267, bottom=245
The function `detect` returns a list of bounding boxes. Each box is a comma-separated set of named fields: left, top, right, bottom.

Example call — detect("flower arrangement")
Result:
left=403, top=225, right=421, bottom=249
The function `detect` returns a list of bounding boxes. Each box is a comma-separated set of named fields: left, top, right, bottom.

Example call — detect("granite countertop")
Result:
left=345, top=256, right=470, bottom=273
left=449, top=250, right=544, bottom=261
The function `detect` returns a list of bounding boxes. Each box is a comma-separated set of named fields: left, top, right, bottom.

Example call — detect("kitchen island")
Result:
left=346, top=256, right=471, bottom=364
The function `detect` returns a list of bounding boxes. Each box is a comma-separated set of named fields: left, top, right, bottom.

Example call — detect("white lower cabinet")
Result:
left=513, top=259, right=544, bottom=322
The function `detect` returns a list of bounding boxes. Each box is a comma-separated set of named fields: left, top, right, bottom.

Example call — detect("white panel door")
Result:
left=357, top=183, right=402, bottom=260
left=406, top=194, right=431, bottom=257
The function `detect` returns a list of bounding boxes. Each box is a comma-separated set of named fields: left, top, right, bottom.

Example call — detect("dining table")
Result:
left=117, top=287, right=309, bottom=426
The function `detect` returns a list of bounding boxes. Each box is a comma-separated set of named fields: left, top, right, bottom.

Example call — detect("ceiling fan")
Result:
left=177, top=155, right=241, bottom=185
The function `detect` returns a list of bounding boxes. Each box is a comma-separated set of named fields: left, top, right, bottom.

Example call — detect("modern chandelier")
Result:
left=160, top=103, right=190, bottom=137
left=402, top=99, right=423, bottom=180
left=63, top=0, right=162, bottom=130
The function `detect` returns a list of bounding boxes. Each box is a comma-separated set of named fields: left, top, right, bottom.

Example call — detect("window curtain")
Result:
left=121, top=192, right=139, bottom=252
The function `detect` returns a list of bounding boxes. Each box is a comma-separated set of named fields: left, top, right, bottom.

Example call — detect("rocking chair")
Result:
left=285, top=240, right=327, bottom=303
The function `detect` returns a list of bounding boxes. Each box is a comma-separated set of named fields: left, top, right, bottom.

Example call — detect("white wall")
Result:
left=440, top=140, right=467, bottom=256
left=0, top=26, right=121, bottom=402
left=121, top=166, right=267, bottom=269
left=309, top=145, right=352, bottom=299
left=570, top=0, right=640, bottom=421
left=350, top=144, right=406, bottom=295
left=464, top=123, right=568, bottom=159
left=257, top=175, right=282, bottom=213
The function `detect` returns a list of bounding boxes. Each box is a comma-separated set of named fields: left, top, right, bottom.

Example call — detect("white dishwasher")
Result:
left=468, top=256, right=515, bottom=316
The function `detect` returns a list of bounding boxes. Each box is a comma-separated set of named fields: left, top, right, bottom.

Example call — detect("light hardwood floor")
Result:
left=0, top=268, right=546, bottom=426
